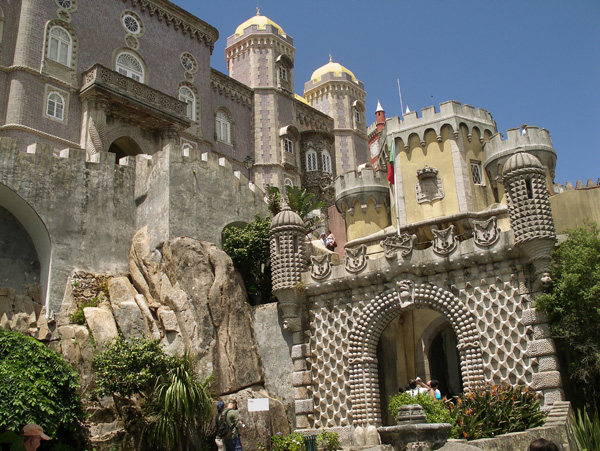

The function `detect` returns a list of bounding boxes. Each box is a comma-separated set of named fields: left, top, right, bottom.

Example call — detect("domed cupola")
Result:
left=226, top=9, right=295, bottom=89
left=309, top=55, right=358, bottom=84
left=270, top=203, right=306, bottom=292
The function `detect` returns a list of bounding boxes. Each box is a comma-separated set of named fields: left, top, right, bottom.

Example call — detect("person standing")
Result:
left=325, top=230, right=336, bottom=251
left=224, top=398, right=243, bottom=451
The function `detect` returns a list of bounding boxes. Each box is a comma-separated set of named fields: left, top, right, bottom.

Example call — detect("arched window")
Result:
left=46, top=91, right=65, bottom=120
left=322, top=150, right=332, bottom=173
left=116, top=52, right=144, bottom=82
left=47, top=26, right=72, bottom=66
left=306, top=149, right=317, bottom=172
left=216, top=110, right=231, bottom=144
left=179, top=86, right=196, bottom=121
left=284, top=178, right=293, bottom=187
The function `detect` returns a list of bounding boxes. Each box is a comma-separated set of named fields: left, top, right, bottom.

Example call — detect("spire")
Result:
left=256, top=6, right=260, bottom=15
left=376, top=100, right=384, bottom=112
left=329, top=54, right=333, bottom=63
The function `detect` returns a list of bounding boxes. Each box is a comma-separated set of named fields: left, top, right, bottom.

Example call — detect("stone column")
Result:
left=522, top=308, right=564, bottom=406
left=81, top=95, right=109, bottom=159
left=160, top=126, right=179, bottom=154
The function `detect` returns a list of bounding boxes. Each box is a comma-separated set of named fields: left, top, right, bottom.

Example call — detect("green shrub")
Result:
left=317, top=429, right=340, bottom=451
left=92, top=336, right=173, bottom=398
left=572, top=407, right=600, bottom=451
left=449, top=384, right=546, bottom=440
left=271, top=432, right=306, bottom=451
left=69, top=297, right=99, bottom=325
left=389, top=392, right=453, bottom=425
left=0, top=329, right=83, bottom=438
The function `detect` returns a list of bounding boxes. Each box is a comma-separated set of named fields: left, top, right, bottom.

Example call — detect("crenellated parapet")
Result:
left=484, top=126, right=556, bottom=183
left=385, top=100, right=497, bottom=150
left=334, top=167, right=389, bottom=217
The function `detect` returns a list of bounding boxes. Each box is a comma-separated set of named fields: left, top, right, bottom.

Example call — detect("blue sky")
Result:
left=172, top=0, right=599, bottom=185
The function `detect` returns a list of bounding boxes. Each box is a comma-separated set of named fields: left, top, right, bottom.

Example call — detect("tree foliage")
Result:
left=265, top=185, right=327, bottom=233
left=92, top=336, right=173, bottom=399
left=222, top=215, right=274, bottom=304
left=0, top=329, right=83, bottom=439
left=535, top=222, right=600, bottom=411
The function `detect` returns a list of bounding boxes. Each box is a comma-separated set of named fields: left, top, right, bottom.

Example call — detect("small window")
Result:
left=355, top=110, right=360, bottom=123
left=306, top=149, right=317, bottom=172
left=216, top=110, right=231, bottom=144
left=284, top=138, right=293, bottom=154
left=279, top=66, right=287, bottom=81
left=46, top=91, right=65, bottom=120
left=180, top=52, right=197, bottom=73
left=322, top=150, right=332, bottom=173
left=179, top=86, right=196, bottom=121
left=56, top=0, right=72, bottom=9
left=470, top=161, right=484, bottom=186
left=47, top=26, right=72, bottom=66
left=122, top=13, right=142, bottom=35
left=116, top=52, right=144, bottom=82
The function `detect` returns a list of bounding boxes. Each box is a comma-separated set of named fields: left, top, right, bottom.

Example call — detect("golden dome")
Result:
left=235, top=8, right=286, bottom=37
left=310, top=55, right=357, bottom=82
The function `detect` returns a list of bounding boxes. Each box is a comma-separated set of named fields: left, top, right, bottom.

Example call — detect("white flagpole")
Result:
left=391, top=137, right=400, bottom=236
left=397, top=78, right=404, bottom=119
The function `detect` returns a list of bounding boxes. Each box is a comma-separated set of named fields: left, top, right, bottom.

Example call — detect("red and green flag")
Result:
left=387, top=139, right=395, bottom=185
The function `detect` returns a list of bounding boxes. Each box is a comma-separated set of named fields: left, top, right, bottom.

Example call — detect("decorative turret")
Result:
left=335, top=165, right=390, bottom=241
left=502, top=151, right=556, bottom=288
left=226, top=9, right=295, bottom=91
left=270, top=204, right=306, bottom=334
left=375, top=101, right=386, bottom=134
left=304, top=56, right=368, bottom=173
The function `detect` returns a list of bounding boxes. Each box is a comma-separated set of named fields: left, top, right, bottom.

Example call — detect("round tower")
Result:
left=502, top=151, right=556, bottom=287
left=270, top=204, right=307, bottom=334
left=303, top=56, right=369, bottom=174
left=225, top=9, right=295, bottom=91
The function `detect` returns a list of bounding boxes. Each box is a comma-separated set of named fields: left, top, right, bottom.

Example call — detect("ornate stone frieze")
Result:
left=381, top=233, right=417, bottom=259
left=310, top=254, right=331, bottom=281
left=432, top=225, right=457, bottom=255
left=415, top=166, right=444, bottom=203
left=472, top=217, right=500, bottom=247
left=345, top=245, right=368, bottom=273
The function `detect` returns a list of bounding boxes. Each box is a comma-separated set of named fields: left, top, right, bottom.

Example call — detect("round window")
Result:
left=180, top=53, right=197, bottom=73
left=123, top=14, right=140, bottom=34
left=55, top=0, right=75, bottom=9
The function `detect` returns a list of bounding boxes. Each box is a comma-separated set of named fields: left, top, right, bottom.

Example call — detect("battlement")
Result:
left=1, top=138, right=137, bottom=175
left=554, top=177, right=600, bottom=193
left=226, top=23, right=294, bottom=48
left=484, top=126, right=556, bottom=175
left=334, top=166, right=389, bottom=214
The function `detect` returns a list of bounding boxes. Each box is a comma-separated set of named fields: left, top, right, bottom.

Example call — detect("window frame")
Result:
left=47, top=26, right=72, bottom=66
left=470, top=161, right=485, bottom=186
left=216, top=110, right=232, bottom=144
left=178, top=86, right=196, bottom=121
left=284, top=138, right=294, bottom=154
left=322, top=149, right=332, bottom=174
left=46, top=91, right=65, bottom=121
left=115, top=51, right=145, bottom=82
left=306, top=149, right=318, bottom=172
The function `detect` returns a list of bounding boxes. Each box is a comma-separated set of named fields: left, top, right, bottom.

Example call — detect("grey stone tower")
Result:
left=270, top=204, right=314, bottom=428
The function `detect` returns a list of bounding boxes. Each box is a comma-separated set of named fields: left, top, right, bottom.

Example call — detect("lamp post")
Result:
left=243, top=155, right=254, bottom=180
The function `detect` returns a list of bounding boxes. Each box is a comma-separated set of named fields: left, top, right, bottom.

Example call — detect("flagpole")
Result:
left=397, top=78, right=404, bottom=120
left=392, top=137, right=400, bottom=236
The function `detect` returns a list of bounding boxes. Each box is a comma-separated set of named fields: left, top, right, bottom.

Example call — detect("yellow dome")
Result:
left=310, top=55, right=357, bottom=82
left=235, top=9, right=286, bottom=37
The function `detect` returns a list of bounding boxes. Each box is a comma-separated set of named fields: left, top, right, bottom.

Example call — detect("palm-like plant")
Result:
left=266, top=185, right=327, bottom=233
left=572, top=407, right=600, bottom=451
left=146, top=353, right=213, bottom=451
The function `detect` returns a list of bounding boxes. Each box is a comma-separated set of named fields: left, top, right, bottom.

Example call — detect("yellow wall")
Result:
left=399, top=129, right=460, bottom=223
left=550, top=188, right=600, bottom=233
left=345, top=197, right=390, bottom=242
left=462, top=126, right=496, bottom=211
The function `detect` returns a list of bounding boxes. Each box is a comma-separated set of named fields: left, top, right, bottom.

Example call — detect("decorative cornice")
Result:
left=0, top=124, right=82, bottom=149
left=0, top=64, right=78, bottom=92
left=125, top=0, right=218, bottom=52
left=210, top=69, right=253, bottom=108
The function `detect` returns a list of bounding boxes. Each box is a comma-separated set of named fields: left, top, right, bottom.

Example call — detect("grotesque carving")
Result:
left=473, top=217, right=501, bottom=247
left=396, top=280, right=413, bottom=307
left=345, top=245, right=368, bottom=273
left=381, top=233, right=417, bottom=259
left=311, top=254, right=331, bottom=280
left=432, top=225, right=457, bottom=255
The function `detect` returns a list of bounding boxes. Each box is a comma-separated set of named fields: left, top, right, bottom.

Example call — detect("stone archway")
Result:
left=108, top=136, right=143, bottom=161
left=348, top=281, right=485, bottom=427
left=0, top=183, right=51, bottom=312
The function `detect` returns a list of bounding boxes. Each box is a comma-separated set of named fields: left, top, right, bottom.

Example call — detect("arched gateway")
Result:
left=348, top=281, right=485, bottom=428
